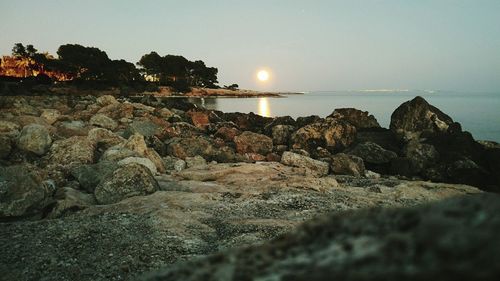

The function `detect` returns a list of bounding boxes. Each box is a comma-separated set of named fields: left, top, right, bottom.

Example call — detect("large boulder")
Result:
left=390, top=96, right=455, bottom=140
left=40, top=109, right=61, bottom=125
left=0, top=165, right=55, bottom=218
left=328, top=108, right=380, bottom=129
left=292, top=120, right=356, bottom=153
left=402, top=140, right=440, bottom=173
left=94, top=163, right=159, bottom=205
left=281, top=151, right=329, bottom=177
left=96, top=95, right=118, bottom=107
left=234, top=131, right=273, bottom=155
left=16, top=124, right=52, bottom=155
left=330, top=153, right=365, bottom=177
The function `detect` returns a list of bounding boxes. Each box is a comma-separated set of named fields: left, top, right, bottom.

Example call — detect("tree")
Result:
left=57, top=44, right=110, bottom=80
left=12, top=43, right=27, bottom=57
left=26, top=45, right=37, bottom=58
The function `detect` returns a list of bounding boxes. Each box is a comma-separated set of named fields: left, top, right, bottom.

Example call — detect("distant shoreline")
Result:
left=140, top=87, right=303, bottom=98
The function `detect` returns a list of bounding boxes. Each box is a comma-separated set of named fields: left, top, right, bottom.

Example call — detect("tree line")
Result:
left=8, top=43, right=226, bottom=92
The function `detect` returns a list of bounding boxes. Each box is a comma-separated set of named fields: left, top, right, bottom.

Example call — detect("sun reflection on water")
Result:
left=258, top=98, right=271, bottom=117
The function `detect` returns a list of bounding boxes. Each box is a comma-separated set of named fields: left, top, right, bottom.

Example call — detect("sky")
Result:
left=1, top=0, right=499, bottom=92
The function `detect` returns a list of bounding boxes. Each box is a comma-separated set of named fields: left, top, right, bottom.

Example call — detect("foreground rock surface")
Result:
left=0, top=161, right=482, bottom=280
left=141, top=193, right=500, bottom=281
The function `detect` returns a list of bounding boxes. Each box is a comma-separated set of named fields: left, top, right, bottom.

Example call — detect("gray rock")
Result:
left=271, top=125, right=295, bottom=145
left=96, top=95, right=118, bottom=106
left=292, top=119, right=356, bottom=153
left=70, top=161, right=119, bottom=193
left=281, top=151, right=329, bottom=177
left=123, top=120, right=161, bottom=138
left=40, top=109, right=61, bottom=125
left=16, top=124, right=52, bottom=155
left=0, top=135, right=12, bottom=159
left=0, top=165, right=55, bottom=218
left=140, top=194, right=500, bottom=281
left=118, top=157, right=158, bottom=174
left=390, top=96, right=455, bottom=140
left=328, top=108, right=380, bottom=129
left=0, top=120, right=20, bottom=137
left=94, top=163, right=159, bottom=204
left=90, top=113, right=118, bottom=131
left=46, top=187, right=96, bottom=218
left=185, top=155, right=207, bottom=169
left=48, top=136, right=96, bottom=168
left=348, top=142, right=398, bottom=164
left=330, top=153, right=365, bottom=177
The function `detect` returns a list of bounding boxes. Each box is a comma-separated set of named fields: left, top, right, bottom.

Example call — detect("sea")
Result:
left=181, top=90, right=500, bottom=142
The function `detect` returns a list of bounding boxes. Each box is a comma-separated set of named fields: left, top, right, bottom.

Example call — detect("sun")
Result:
left=257, top=70, right=269, bottom=82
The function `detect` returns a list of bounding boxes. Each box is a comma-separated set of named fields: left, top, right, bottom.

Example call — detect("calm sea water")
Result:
left=182, top=90, right=500, bottom=142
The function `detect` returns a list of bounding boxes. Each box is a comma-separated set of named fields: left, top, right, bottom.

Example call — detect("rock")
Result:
left=163, top=122, right=204, bottom=139
left=101, top=146, right=139, bottom=162
left=0, top=120, right=20, bottom=137
left=0, top=165, right=55, bottom=218
left=87, top=128, right=125, bottom=149
left=48, top=136, right=96, bottom=168
left=234, top=131, right=273, bottom=155
left=16, top=124, right=52, bottom=155
left=163, top=156, right=187, bottom=172
left=94, top=163, right=159, bottom=205
left=403, top=140, right=440, bottom=173
left=281, top=151, right=329, bottom=177
left=140, top=194, right=500, bottom=281
left=123, top=120, right=162, bottom=138
left=187, top=111, right=211, bottom=129
left=97, top=102, right=134, bottom=120
left=96, top=95, right=118, bottom=106
left=167, top=136, right=216, bottom=160
left=295, top=115, right=322, bottom=128
left=356, top=128, right=400, bottom=153
left=56, top=120, right=89, bottom=137
left=116, top=134, right=166, bottom=173
left=390, top=96, right=455, bottom=140
left=70, top=161, right=119, bottom=192
left=292, top=119, right=356, bottom=153
left=174, top=159, right=187, bottom=171
left=330, top=153, right=365, bottom=177
left=40, top=109, right=61, bottom=125
left=185, top=155, right=208, bottom=169
left=0, top=135, right=12, bottom=159
left=348, top=142, right=398, bottom=165
left=46, top=187, right=96, bottom=218
left=118, top=157, right=158, bottom=174
left=328, top=108, right=381, bottom=129
left=271, top=125, right=295, bottom=145
left=90, top=113, right=118, bottom=131
left=214, top=126, right=241, bottom=142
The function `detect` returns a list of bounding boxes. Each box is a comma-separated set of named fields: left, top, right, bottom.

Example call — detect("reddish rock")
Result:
left=234, top=131, right=273, bottom=155
left=188, top=111, right=211, bottom=129
left=215, top=126, right=241, bottom=142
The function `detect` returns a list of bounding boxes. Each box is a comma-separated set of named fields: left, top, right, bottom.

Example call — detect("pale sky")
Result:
left=1, top=0, right=499, bottom=92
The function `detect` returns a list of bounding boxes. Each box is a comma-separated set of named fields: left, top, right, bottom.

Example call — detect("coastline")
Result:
left=141, top=87, right=303, bottom=98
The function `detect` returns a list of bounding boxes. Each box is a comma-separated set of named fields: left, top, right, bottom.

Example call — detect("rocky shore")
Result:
left=1, top=93, right=499, bottom=280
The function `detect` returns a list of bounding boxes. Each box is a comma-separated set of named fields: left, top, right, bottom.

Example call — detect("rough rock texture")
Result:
left=271, top=125, right=295, bottom=145
left=94, top=163, right=159, bottom=204
left=0, top=165, right=55, bottom=218
left=328, top=108, right=381, bottom=129
left=390, top=96, right=454, bottom=140
left=40, top=109, right=61, bottom=125
left=16, top=124, right=52, bottom=155
left=47, top=136, right=96, bottom=168
left=167, top=137, right=216, bottom=160
left=348, top=142, right=398, bottom=164
left=330, top=153, right=366, bottom=177
left=70, top=161, right=119, bottom=193
left=90, top=113, right=118, bottom=131
left=140, top=194, right=500, bottom=281
left=0, top=135, right=12, bottom=159
left=0, top=159, right=483, bottom=280
left=118, top=157, right=158, bottom=174
left=96, top=95, right=118, bottom=106
left=281, top=151, right=329, bottom=177
left=234, top=131, right=273, bottom=155
left=292, top=119, right=356, bottom=153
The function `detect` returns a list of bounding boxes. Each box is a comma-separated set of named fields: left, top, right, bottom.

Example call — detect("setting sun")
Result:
left=257, top=70, right=269, bottom=82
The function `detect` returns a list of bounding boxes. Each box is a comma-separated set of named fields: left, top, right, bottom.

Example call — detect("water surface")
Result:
left=181, top=90, right=500, bottom=141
